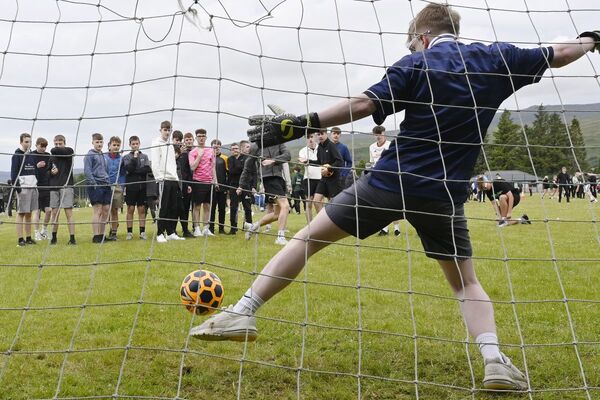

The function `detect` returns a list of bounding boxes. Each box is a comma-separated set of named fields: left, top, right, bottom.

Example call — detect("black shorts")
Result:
left=191, top=181, right=213, bottom=204
left=38, top=188, right=50, bottom=210
left=325, top=176, right=472, bottom=260
left=88, top=185, right=111, bottom=206
left=263, top=177, right=286, bottom=204
left=301, top=179, right=320, bottom=198
left=125, top=183, right=147, bottom=206
left=315, top=177, right=342, bottom=199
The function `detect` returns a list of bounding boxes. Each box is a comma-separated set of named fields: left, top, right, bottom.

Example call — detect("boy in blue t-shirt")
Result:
left=105, top=136, right=126, bottom=240
left=190, top=2, right=599, bottom=390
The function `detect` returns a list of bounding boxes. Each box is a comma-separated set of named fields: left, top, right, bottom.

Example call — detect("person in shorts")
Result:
left=32, top=137, right=52, bottom=241
left=11, top=133, right=39, bottom=246
left=239, top=143, right=291, bottom=245
left=84, top=133, right=111, bottom=243
left=48, top=134, right=77, bottom=245
left=298, top=132, right=320, bottom=222
left=313, top=129, right=343, bottom=213
left=104, top=136, right=125, bottom=240
left=122, top=135, right=151, bottom=240
left=189, top=128, right=215, bottom=237
left=190, top=2, right=600, bottom=390
left=478, top=177, right=530, bottom=227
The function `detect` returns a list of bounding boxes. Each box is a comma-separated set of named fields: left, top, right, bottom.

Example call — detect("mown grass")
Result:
left=0, top=194, right=599, bottom=399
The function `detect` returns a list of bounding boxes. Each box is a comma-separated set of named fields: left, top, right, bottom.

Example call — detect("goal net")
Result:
left=0, top=1, right=599, bottom=399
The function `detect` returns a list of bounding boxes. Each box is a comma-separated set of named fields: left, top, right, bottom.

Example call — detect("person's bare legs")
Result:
left=16, top=213, right=24, bottom=240
left=51, top=208, right=60, bottom=234
left=251, top=209, right=348, bottom=301
left=275, top=197, right=289, bottom=232
left=64, top=208, right=75, bottom=235
left=137, top=205, right=146, bottom=230
left=92, top=204, right=102, bottom=235
left=305, top=195, right=315, bottom=223
left=110, top=207, right=119, bottom=233
left=126, top=205, right=135, bottom=230
left=438, top=258, right=496, bottom=338
left=313, top=193, right=325, bottom=213
left=24, top=213, right=32, bottom=237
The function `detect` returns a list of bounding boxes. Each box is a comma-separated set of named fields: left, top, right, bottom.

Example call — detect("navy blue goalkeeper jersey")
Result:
left=364, top=35, right=553, bottom=203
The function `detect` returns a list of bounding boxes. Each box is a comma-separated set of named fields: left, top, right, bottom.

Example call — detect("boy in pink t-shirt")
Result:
left=188, top=128, right=216, bottom=236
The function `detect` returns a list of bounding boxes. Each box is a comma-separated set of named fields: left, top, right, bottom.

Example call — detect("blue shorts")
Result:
left=88, top=185, right=112, bottom=205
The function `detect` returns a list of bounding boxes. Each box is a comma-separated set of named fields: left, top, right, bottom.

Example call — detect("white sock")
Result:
left=232, top=288, right=264, bottom=315
left=382, top=226, right=389, bottom=233
left=277, top=230, right=285, bottom=238
left=394, top=223, right=400, bottom=231
left=476, top=332, right=502, bottom=362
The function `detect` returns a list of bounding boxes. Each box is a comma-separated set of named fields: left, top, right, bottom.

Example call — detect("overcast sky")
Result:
left=1, top=0, right=599, bottom=171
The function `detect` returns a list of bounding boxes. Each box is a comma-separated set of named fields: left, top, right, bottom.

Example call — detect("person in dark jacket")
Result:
left=172, top=131, right=193, bottom=237
left=227, top=140, right=253, bottom=234
left=11, top=132, right=39, bottom=246
left=209, top=139, right=228, bottom=234
left=122, top=135, right=152, bottom=240
left=313, top=129, right=344, bottom=213
left=556, top=166, right=571, bottom=203
left=32, top=137, right=52, bottom=241
left=48, top=134, right=76, bottom=245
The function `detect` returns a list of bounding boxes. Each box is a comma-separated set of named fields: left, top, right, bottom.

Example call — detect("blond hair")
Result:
left=411, top=3, right=460, bottom=37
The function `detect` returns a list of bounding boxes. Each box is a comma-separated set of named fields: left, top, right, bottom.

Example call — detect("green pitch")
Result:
left=0, top=196, right=598, bottom=399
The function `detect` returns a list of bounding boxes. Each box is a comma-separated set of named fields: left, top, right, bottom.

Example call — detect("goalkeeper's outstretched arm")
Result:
left=551, top=32, right=598, bottom=68
left=317, top=94, right=376, bottom=128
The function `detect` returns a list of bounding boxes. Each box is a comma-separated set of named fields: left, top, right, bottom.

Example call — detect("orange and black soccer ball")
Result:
left=180, top=270, right=224, bottom=315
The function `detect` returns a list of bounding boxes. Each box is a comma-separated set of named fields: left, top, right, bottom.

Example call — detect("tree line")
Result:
left=475, top=106, right=590, bottom=176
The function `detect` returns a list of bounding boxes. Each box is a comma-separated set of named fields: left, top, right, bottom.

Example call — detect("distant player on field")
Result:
left=478, top=177, right=530, bottom=227
left=190, top=2, right=600, bottom=390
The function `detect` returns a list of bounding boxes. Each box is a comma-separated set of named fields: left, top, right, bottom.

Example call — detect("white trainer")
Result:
left=274, top=236, right=288, bottom=246
left=139, top=232, right=147, bottom=240
left=34, top=230, right=42, bottom=242
left=167, top=232, right=185, bottom=241
left=483, top=353, right=528, bottom=390
left=244, top=222, right=259, bottom=240
left=193, top=227, right=203, bottom=237
left=40, top=230, right=48, bottom=240
left=202, top=227, right=215, bottom=237
left=126, top=232, right=133, bottom=240
left=189, top=305, right=258, bottom=342
left=156, top=233, right=168, bottom=243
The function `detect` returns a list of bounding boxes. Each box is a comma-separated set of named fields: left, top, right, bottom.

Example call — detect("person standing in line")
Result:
left=84, top=133, right=111, bottom=243
left=105, top=136, right=126, bottom=241
left=369, top=125, right=401, bottom=236
left=228, top=141, right=253, bottom=235
left=541, top=176, right=550, bottom=199
left=330, top=127, right=354, bottom=189
left=122, top=135, right=151, bottom=240
left=556, top=166, right=571, bottom=203
left=48, top=135, right=77, bottom=245
left=290, top=165, right=304, bottom=214
left=209, top=139, right=228, bottom=234
left=151, top=121, right=185, bottom=243
left=11, top=133, right=39, bottom=246
left=171, top=130, right=194, bottom=238
left=189, top=129, right=216, bottom=237
left=298, top=132, right=321, bottom=223
left=313, top=129, right=344, bottom=213
left=587, top=171, right=598, bottom=202
left=32, top=137, right=52, bottom=241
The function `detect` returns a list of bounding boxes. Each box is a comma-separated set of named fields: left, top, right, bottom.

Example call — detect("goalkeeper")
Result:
left=190, top=2, right=599, bottom=391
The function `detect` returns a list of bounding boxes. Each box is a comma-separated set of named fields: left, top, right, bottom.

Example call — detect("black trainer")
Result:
left=67, top=239, right=77, bottom=245
left=521, top=214, right=531, bottom=224
left=25, top=238, right=37, bottom=245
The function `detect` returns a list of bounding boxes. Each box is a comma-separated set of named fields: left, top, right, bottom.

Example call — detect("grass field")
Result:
left=0, top=195, right=599, bottom=400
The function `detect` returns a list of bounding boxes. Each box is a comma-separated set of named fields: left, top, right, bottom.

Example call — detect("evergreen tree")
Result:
left=568, top=117, right=589, bottom=172
left=487, top=110, right=528, bottom=172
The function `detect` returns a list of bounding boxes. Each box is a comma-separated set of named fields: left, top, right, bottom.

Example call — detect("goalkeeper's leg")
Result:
left=189, top=210, right=348, bottom=340
left=440, top=258, right=528, bottom=390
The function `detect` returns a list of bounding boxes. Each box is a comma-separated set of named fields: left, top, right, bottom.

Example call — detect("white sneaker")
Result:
left=40, top=230, right=48, bottom=240
left=126, top=232, right=133, bottom=240
left=483, top=353, right=528, bottom=390
left=167, top=232, right=185, bottom=241
left=34, top=230, right=42, bottom=241
left=202, top=227, right=215, bottom=237
left=264, top=224, right=272, bottom=233
left=274, top=236, right=288, bottom=245
left=139, top=232, right=147, bottom=240
left=244, top=222, right=259, bottom=240
left=193, top=227, right=203, bottom=237
left=156, top=233, right=168, bottom=243
left=189, top=305, right=258, bottom=342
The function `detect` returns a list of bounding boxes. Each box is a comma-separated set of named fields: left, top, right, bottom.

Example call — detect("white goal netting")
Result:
left=0, top=1, right=599, bottom=399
